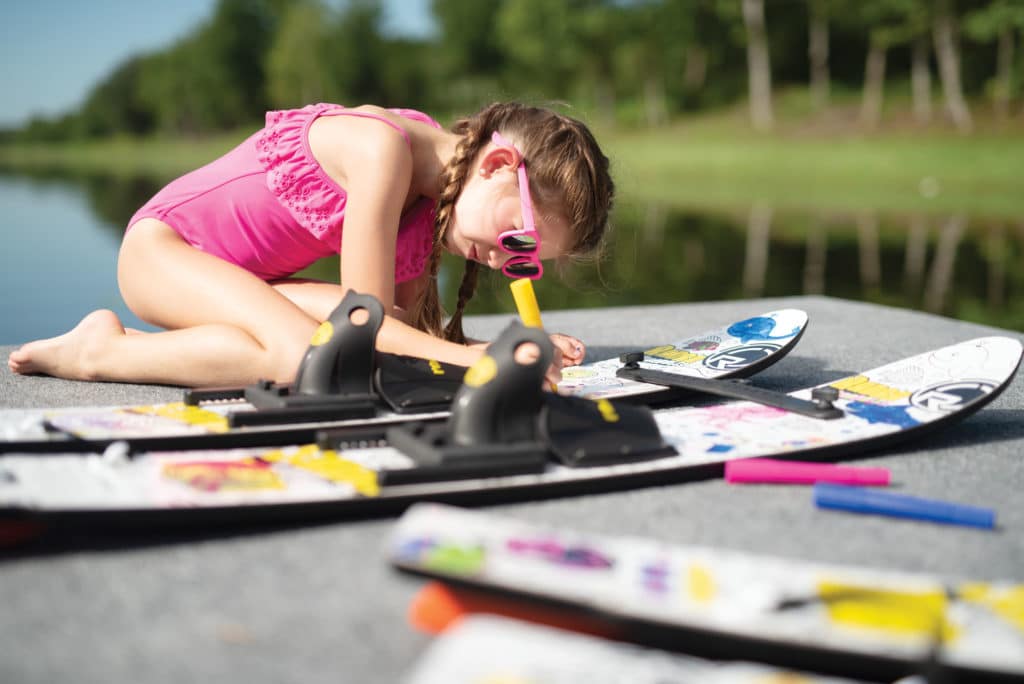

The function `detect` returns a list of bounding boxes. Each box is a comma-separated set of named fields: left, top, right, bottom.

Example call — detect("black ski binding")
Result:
left=185, top=291, right=461, bottom=428
left=382, top=323, right=672, bottom=485
left=236, top=291, right=385, bottom=426
left=616, top=351, right=844, bottom=420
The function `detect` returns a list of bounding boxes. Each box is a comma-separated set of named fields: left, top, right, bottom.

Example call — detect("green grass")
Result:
left=0, top=131, right=248, bottom=182
left=601, top=110, right=1024, bottom=219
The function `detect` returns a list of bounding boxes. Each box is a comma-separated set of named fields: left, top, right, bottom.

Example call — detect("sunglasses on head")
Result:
left=491, top=131, right=543, bottom=280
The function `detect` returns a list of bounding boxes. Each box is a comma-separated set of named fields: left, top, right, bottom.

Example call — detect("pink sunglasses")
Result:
left=491, top=131, right=543, bottom=280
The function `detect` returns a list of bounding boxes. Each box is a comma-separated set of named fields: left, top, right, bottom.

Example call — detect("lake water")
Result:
left=2, top=171, right=1021, bottom=346
left=2, top=173, right=159, bottom=345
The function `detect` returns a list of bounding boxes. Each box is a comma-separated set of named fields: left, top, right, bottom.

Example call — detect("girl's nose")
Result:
left=486, top=247, right=509, bottom=270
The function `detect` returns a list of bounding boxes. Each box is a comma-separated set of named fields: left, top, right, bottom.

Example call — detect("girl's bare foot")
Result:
left=8, top=310, right=127, bottom=381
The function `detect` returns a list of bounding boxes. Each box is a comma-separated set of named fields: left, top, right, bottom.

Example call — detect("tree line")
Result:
left=8, top=0, right=1023, bottom=143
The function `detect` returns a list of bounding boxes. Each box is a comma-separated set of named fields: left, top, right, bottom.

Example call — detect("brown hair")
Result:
left=408, top=102, right=615, bottom=343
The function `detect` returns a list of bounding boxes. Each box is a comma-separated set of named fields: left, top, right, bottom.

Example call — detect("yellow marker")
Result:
left=509, top=278, right=556, bottom=391
left=510, top=278, right=545, bottom=328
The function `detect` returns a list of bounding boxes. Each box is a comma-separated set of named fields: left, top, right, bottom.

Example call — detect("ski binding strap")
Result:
left=616, top=351, right=844, bottom=420
left=374, top=354, right=464, bottom=414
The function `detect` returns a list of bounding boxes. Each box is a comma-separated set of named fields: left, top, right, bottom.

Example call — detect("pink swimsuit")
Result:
left=127, top=103, right=441, bottom=283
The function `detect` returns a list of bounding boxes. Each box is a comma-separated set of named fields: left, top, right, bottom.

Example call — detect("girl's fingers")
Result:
left=549, top=333, right=586, bottom=366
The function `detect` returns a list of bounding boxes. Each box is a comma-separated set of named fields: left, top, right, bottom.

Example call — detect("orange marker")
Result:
left=408, top=581, right=620, bottom=639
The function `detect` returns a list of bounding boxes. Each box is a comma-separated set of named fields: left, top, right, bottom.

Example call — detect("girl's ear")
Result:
left=476, top=143, right=520, bottom=179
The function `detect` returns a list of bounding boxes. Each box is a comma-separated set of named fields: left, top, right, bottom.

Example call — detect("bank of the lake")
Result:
left=3, top=109, right=1022, bottom=218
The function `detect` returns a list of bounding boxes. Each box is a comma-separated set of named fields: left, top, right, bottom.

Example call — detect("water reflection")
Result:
left=0, top=171, right=163, bottom=344
left=513, top=202, right=1024, bottom=332
left=1, top=170, right=1021, bottom=346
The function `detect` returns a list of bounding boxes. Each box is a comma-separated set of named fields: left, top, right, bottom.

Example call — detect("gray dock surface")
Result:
left=1, top=295, right=1022, bottom=683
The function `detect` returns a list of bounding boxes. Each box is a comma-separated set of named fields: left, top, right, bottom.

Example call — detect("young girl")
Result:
left=8, top=102, right=614, bottom=388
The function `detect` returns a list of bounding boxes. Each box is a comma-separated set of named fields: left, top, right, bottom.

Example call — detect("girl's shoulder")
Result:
left=262, top=103, right=441, bottom=133
left=384, top=107, right=444, bottom=131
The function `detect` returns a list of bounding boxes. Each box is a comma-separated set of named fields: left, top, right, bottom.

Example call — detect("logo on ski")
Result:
left=910, top=380, right=996, bottom=412
left=703, top=343, right=782, bottom=371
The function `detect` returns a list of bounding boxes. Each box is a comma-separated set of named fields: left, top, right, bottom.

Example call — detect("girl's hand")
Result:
left=549, top=333, right=586, bottom=367
left=542, top=333, right=585, bottom=389
left=470, top=333, right=584, bottom=389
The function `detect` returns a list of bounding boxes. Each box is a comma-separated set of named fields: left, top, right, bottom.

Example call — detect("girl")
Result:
left=8, top=102, right=614, bottom=388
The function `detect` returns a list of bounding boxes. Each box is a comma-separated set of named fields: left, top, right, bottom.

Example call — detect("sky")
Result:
left=0, top=0, right=436, bottom=128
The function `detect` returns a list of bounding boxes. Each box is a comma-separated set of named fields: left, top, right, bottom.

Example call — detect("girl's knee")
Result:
left=117, top=219, right=181, bottom=318
left=263, top=330, right=317, bottom=384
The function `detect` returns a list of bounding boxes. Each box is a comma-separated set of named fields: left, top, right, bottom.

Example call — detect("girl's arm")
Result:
left=376, top=316, right=483, bottom=366
left=308, top=112, right=486, bottom=366
left=314, top=115, right=407, bottom=314
left=271, top=275, right=481, bottom=366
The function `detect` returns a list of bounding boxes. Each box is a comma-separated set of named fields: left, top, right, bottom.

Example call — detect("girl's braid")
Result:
left=410, top=104, right=509, bottom=342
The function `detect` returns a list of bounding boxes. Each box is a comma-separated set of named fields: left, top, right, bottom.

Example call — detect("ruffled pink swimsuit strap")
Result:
left=324, top=109, right=413, bottom=145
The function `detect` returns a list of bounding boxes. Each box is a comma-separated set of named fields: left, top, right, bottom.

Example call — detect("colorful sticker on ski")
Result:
left=558, top=309, right=807, bottom=400
left=163, top=459, right=285, bottom=492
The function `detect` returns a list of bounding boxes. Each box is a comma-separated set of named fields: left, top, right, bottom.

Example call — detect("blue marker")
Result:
left=813, top=483, right=996, bottom=529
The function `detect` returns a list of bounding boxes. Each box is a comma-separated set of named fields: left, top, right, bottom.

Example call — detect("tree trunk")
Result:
left=986, top=222, right=1006, bottom=309
left=743, top=202, right=773, bottom=297
left=932, top=0, right=973, bottom=133
left=924, top=214, right=967, bottom=313
left=911, top=36, right=932, bottom=126
left=808, top=0, right=830, bottom=109
left=856, top=212, right=881, bottom=295
left=684, top=45, right=708, bottom=91
left=643, top=75, right=668, bottom=127
left=995, top=28, right=1014, bottom=122
left=904, top=214, right=928, bottom=295
left=860, top=39, right=886, bottom=130
left=742, top=0, right=774, bottom=131
left=594, top=79, right=616, bottom=129
left=641, top=202, right=666, bottom=248
left=803, top=215, right=827, bottom=295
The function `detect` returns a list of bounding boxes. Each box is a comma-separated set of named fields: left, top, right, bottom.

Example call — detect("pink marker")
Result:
left=725, top=458, right=890, bottom=486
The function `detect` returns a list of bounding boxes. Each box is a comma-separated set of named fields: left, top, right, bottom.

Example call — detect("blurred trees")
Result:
left=266, top=1, right=332, bottom=108
left=7, top=0, right=1022, bottom=142
left=964, top=0, right=1024, bottom=121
